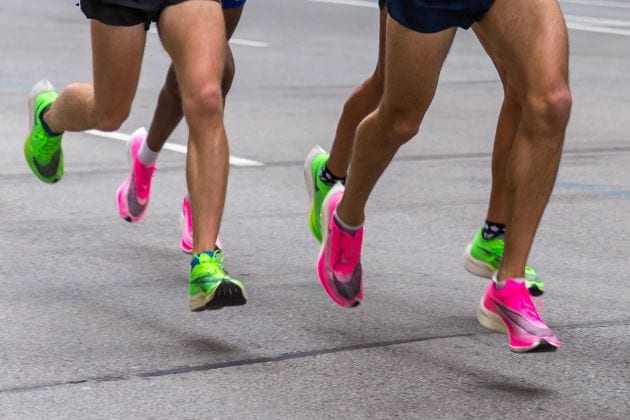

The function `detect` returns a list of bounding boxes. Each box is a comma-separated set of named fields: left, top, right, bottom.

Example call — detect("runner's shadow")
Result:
left=477, top=380, right=556, bottom=398
left=182, top=337, right=241, bottom=355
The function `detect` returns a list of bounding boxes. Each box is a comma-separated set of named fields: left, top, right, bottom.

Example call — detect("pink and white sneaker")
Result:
left=180, top=195, right=223, bottom=254
left=317, top=183, right=364, bottom=307
left=477, top=277, right=560, bottom=352
left=116, top=128, right=155, bottom=223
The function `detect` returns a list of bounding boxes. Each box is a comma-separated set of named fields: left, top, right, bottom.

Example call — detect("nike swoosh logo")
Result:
left=33, top=149, right=61, bottom=178
left=477, top=248, right=502, bottom=264
left=127, top=175, right=147, bottom=217
left=491, top=298, right=552, bottom=337
left=333, top=265, right=362, bottom=300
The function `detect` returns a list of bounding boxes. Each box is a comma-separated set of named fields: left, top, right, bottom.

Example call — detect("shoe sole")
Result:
left=476, top=300, right=558, bottom=353
left=463, top=243, right=495, bottom=278
left=25, top=80, right=62, bottom=184
left=303, top=145, right=326, bottom=242
left=464, top=244, right=545, bottom=297
left=189, top=280, right=247, bottom=312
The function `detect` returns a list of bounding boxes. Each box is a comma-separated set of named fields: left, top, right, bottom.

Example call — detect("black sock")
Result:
left=39, top=106, right=63, bottom=137
left=482, top=220, right=506, bottom=240
left=319, top=164, right=346, bottom=186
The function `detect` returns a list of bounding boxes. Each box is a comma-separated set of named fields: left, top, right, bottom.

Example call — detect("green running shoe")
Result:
left=189, top=250, right=247, bottom=311
left=463, top=229, right=544, bottom=296
left=24, top=80, right=64, bottom=184
left=304, top=145, right=332, bottom=243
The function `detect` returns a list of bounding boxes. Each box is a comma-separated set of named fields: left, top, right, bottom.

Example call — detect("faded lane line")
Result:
left=85, top=129, right=264, bottom=167
left=1, top=318, right=627, bottom=394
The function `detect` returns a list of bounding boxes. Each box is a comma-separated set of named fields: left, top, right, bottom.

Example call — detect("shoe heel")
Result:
left=463, top=244, right=495, bottom=278
left=476, top=301, right=508, bottom=335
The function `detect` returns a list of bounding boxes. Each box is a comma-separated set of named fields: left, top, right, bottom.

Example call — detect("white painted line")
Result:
left=308, top=0, right=377, bottom=8
left=230, top=39, right=270, bottom=48
left=566, top=21, right=630, bottom=36
left=565, top=14, right=630, bottom=28
left=562, top=0, right=630, bottom=9
left=85, top=129, right=264, bottom=167
left=147, top=28, right=269, bottom=47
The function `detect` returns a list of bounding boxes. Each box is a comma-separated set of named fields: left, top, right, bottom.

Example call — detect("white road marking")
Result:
left=565, top=14, right=630, bottom=27
left=566, top=21, right=630, bottom=36
left=565, top=14, right=630, bottom=36
left=85, top=129, right=264, bottom=167
left=230, top=39, right=270, bottom=48
left=147, top=28, right=269, bottom=47
left=562, top=0, right=630, bottom=9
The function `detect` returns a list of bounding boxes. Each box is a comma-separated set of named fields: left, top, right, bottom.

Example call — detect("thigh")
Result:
left=91, top=20, right=146, bottom=116
left=158, top=1, right=225, bottom=95
left=381, top=16, right=455, bottom=121
left=476, top=0, right=569, bottom=96
left=472, top=24, right=508, bottom=86
left=223, top=6, right=243, bottom=39
left=222, top=0, right=245, bottom=38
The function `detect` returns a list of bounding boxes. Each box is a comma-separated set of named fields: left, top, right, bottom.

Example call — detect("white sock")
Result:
left=333, top=212, right=362, bottom=234
left=138, top=139, right=160, bottom=166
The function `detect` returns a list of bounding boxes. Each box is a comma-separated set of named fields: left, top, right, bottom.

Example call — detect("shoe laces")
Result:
left=332, top=229, right=360, bottom=269
left=33, top=131, right=61, bottom=159
left=194, top=251, right=226, bottom=276
left=134, top=160, right=155, bottom=192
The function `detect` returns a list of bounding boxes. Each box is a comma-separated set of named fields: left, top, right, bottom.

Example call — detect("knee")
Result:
left=93, top=108, right=129, bottom=132
left=378, top=108, right=422, bottom=148
left=182, top=83, right=223, bottom=122
left=525, top=85, right=573, bottom=133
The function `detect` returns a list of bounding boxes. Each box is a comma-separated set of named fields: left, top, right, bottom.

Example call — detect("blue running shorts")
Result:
left=387, top=0, right=494, bottom=33
left=222, top=0, right=246, bottom=9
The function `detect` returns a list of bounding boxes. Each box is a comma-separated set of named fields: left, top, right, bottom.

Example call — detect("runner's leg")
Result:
left=475, top=0, right=572, bottom=281
left=157, top=0, right=227, bottom=254
left=336, top=18, right=455, bottom=226
left=146, top=6, right=243, bottom=151
left=44, top=21, right=145, bottom=133
left=326, top=6, right=387, bottom=177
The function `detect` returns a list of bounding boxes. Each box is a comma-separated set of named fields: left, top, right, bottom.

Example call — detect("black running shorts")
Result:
left=387, top=0, right=494, bottom=33
left=80, top=0, right=220, bottom=30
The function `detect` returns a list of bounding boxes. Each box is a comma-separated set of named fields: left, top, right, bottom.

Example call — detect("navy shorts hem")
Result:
left=79, top=0, right=221, bottom=30
left=387, top=0, right=494, bottom=34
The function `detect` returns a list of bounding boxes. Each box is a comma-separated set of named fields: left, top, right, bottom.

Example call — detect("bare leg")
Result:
left=476, top=0, right=572, bottom=281
left=158, top=1, right=227, bottom=254
left=336, top=18, right=456, bottom=226
left=146, top=7, right=243, bottom=152
left=326, top=7, right=387, bottom=177
left=44, top=21, right=145, bottom=133
left=473, top=25, right=522, bottom=225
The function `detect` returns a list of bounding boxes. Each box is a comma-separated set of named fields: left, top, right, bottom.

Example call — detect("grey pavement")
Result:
left=1, top=0, right=629, bottom=419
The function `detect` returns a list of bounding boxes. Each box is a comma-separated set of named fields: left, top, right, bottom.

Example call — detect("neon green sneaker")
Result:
left=463, top=229, right=544, bottom=296
left=189, top=250, right=247, bottom=311
left=304, top=146, right=333, bottom=243
left=24, top=80, right=64, bottom=184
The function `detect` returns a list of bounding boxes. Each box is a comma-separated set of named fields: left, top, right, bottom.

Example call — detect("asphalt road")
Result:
left=1, top=0, right=629, bottom=418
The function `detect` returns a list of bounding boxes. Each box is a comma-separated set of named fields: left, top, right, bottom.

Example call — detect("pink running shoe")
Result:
left=180, top=195, right=223, bottom=254
left=317, top=183, right=364, bottom=307
left=116, top=128, right=155, bottom=223
left=477, top=278, right=560, bottom=352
